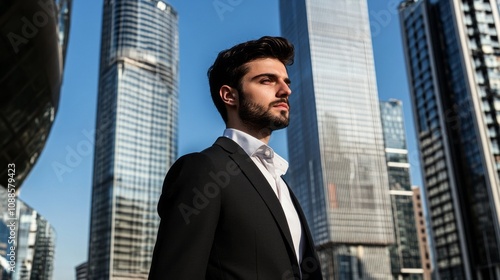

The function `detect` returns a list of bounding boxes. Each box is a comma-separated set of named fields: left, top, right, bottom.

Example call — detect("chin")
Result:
left=270, top=119, right=289, bottom=130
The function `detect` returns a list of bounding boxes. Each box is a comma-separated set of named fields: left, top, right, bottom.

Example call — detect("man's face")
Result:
left=236, top=58, right=292, bottom=132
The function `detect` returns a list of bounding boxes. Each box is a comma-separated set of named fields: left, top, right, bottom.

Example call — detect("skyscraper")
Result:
left=380, top=99, right=423, bottom=279
left=400, top=0, right=500, bottom=278
left=87, top=1, right=178, bottom=279
left=412, top=186, right=433, bottom=280
left=75, top=262, right=88, bottom=280
left=280, top=1, right=394, bottom=278
left=0, top=188, right=56, bottom=280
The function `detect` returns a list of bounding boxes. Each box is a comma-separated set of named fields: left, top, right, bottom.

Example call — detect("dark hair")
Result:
left=207, top=36, right=294, bottom=123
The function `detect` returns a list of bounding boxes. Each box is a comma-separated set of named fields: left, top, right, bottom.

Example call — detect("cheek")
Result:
left=242, top=84, right=276, bottom=103
left=246, top=90, right=267, bottom=102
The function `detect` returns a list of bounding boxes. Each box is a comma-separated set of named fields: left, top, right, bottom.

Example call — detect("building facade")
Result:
left=280, top=0, right=394, bottom=278
left=0, top=188, right=56, bottom=280
left=75, top=262, right=88, bottom=280
left=0, top=1, right=70, bottom=278
left=0, top=0, right=72, bottom=190
left=400, top=0, right=500, bottom=279
left=412, top=186, right=433, bottom=280
left=87, top=0, right=179, bottom=279
left=380, top=100, right=423, bottom=280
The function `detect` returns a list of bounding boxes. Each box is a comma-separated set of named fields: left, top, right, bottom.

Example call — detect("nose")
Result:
left=277, top=79, right=291, bottom=97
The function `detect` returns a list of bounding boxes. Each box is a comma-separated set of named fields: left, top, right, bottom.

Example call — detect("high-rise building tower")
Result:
left=75, top=262, right=88, bottom=280
left=380, top=99, right=423, bottom=279
left=280, top=1, right=394, bottom=278
left=412, top=186, right=433, bottom=280
left=0, top=188, right=56, bottom=280
left=400, top=0, right=500, bottom=278
left=87, top=1, right=178, bottom=279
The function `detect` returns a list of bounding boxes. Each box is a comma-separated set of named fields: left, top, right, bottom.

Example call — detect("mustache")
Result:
left=269, top=98, right=289, bottom=107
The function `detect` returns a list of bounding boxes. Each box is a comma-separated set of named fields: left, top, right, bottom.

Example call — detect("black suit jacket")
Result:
left=149, top=137, right=323, bottom=279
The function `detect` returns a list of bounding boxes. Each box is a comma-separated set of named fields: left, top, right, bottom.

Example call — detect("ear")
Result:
left=220, top=85, right=238, bottom=106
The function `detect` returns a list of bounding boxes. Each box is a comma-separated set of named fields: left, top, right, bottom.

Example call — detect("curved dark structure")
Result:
left=0, top=0, right=71, bottom=190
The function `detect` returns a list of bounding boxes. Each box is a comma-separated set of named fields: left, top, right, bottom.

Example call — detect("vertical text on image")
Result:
left=6, top=163, right=17, bottom=273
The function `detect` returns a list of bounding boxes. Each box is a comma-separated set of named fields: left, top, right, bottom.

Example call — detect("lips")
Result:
left=274, top=103, right=289, bottom=110
left=272, top=100, right=289, bottom=110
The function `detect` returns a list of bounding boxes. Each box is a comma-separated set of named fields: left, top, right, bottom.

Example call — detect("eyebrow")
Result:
left=251, top=73, right=291, bottom=85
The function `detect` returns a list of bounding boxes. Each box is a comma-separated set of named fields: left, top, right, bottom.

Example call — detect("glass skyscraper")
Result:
left=400, top=0, right=500, bottom=278
left=380, top=100, right=423, bottom=279
left=280, top=1, right=394, bottom=278
left=0, top=188, right=56, bottom=280
left=87, top=1, right=178, bottom=279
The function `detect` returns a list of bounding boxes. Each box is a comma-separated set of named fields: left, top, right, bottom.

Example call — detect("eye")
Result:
left=260, top=78, right=273, bottom=84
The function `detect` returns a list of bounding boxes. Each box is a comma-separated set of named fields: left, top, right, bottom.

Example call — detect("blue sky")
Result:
left=19, top=0, right=419, bottom=279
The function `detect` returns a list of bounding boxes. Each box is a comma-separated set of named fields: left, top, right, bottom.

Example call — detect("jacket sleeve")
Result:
left=148, top=153, right=221, bottom=279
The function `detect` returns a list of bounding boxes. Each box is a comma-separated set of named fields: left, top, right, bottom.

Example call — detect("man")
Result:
left=149, top=36, right=323, bottom=279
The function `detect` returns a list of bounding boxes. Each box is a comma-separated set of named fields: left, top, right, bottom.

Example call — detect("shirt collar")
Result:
left=223, top=128, right=288, bottom=175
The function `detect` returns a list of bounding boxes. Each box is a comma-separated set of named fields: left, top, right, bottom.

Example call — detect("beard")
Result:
left=237, top=89, right=290, bottom=132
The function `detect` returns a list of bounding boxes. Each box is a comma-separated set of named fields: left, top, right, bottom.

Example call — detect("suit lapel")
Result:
left=286, top=180, right=316, bottom=250
left=286, top=181, right=323, bottom=276
left=214, top=137, right=297, bottom=262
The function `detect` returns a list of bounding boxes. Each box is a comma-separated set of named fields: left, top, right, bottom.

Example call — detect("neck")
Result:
left=226, top=121, right=271, bottom=144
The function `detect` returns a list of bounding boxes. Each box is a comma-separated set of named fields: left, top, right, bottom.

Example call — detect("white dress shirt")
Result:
left=223, top=128, right=305, bottom=264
